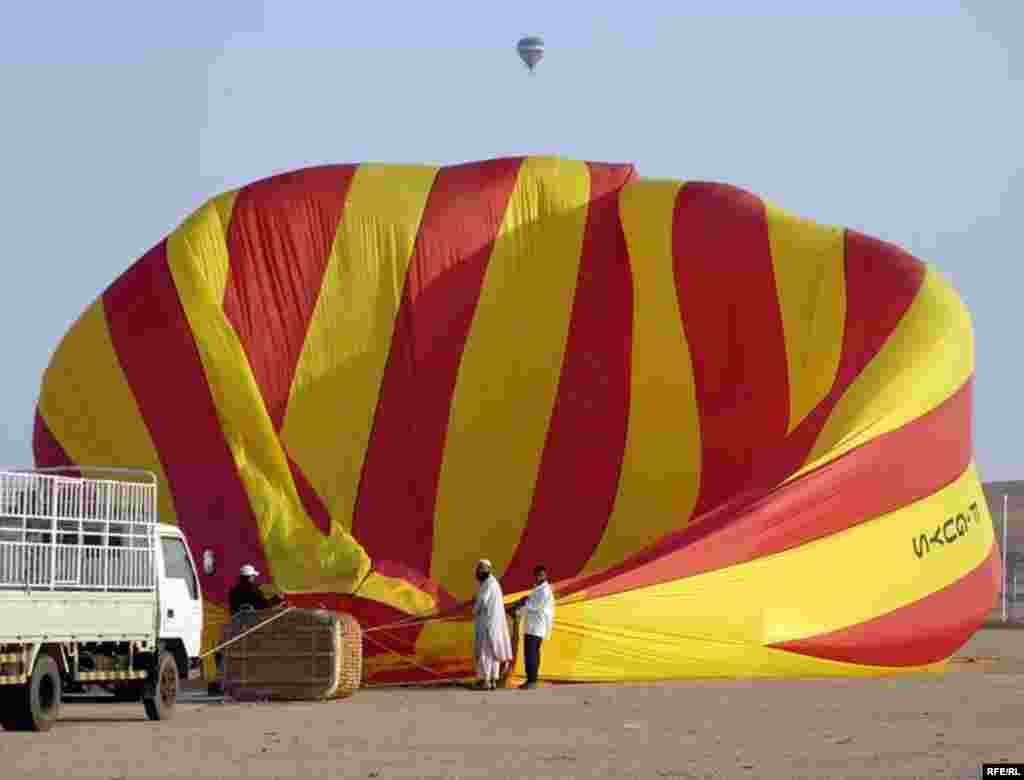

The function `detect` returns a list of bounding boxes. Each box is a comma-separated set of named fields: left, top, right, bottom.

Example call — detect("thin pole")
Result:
left=1014, top=571, right=1019, bottom=621
left=1003, top=494, right=1009, bottom=623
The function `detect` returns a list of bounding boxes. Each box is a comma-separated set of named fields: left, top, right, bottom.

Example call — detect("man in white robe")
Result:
left=472, top=559, right=513, bottom=690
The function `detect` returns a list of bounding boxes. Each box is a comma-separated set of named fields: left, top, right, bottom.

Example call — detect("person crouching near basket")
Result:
left=208, top=563, right=285, bottom=696
left=472, top=559, right=513, bottom=690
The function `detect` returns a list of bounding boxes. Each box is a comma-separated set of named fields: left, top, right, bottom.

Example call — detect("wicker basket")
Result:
left=222, top=607, right=362, bottom=701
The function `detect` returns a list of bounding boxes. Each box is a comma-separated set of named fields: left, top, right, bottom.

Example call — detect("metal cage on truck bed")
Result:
left=0, top=467, right=158, bottom=592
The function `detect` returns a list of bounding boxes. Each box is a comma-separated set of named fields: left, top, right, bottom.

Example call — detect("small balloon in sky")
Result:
left=516, top=36, right=544, bottom=74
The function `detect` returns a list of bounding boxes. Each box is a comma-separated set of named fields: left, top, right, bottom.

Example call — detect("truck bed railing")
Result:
left=0, top=468, right=158, bottom=591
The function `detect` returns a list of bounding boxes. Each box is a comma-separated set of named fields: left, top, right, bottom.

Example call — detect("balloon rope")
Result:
left=364, top=593, right=528, bottom=630
left=367, top=624, right=426, bottom=652
left=360, top=615, right=521, bottom=690
left=363, top=595, right=526, bottom=634
left=360, top=629, right=455, bottom=681
left=361, top=677, right=468, bottom=689
left=359, top=595, right=480, bottom=633
left=197, top=606, right=297, bottom=660
left=362, top=613, right=469, bottom=634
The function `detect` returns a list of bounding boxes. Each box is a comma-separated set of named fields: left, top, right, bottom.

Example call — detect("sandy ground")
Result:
left=2, top=628, right=1022, bottom=780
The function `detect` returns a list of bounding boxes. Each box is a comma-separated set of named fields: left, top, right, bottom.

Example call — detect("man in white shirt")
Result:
left=511, top=565, right=555, bottom=690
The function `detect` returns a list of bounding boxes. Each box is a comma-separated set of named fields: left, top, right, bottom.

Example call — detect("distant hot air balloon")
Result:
left=516, top=36, right=544, bottom=73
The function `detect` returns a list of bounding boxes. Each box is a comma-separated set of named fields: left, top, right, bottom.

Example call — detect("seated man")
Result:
left=209, top=564, right=284, bottom=696
left=229, top=564, right=282, bottom=614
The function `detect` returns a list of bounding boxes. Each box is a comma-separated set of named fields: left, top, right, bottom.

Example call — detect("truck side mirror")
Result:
left=202, top=549, right=216, bottom=576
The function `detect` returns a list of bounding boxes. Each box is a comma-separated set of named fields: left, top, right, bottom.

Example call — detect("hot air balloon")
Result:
left=516, top=36, right=544, bottom=73
left=34, top=156, right=999, bottom=686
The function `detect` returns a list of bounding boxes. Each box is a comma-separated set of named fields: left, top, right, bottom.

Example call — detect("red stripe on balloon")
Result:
left=555, top=230, right=932, bottom=599
left=671, top=182, right=792, bottom=517
left=287, top=452, right=332, bottom=536
left=351, top=158, right=524, bottom=581
left=220, top=165, right=358, bottom=535
left=222, top=165, right=358, bottom=432
left=500, top=162, right=637, bottom=593
left=832, top=229, right=928, bottom=391
left=102, top=240, right=271, bottom=606
left=570, top=376, right=973, bottom=599
left=772, top=542, right=1001, bottom=667
left=741, top=227, right=929, bottom=489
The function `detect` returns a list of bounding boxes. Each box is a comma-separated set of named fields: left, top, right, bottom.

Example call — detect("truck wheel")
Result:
left=143, top=651, right=178, bottom=721
left=2, top=654, right=61, bottom=732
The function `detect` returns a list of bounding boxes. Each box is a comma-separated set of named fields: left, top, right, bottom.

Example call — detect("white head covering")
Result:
left=240, top=564, right=259, bottom=577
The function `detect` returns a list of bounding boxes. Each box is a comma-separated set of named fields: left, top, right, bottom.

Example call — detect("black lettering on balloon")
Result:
left=913, top=502, right=983, bottom=559
left=955, top=514, right=967, bottom=536
left=943, top=518, right=957, bottom=543
left=913, top=535, right=930, bottom=558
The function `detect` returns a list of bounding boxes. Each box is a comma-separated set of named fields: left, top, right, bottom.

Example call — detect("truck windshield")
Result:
left=161, top=537, right=198, bottom=600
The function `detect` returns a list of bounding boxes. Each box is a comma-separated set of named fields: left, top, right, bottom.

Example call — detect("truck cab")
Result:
left=156, top=525, right=203, bottom=676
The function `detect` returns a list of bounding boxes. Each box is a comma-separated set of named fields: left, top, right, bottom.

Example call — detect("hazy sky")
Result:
left=0, top=2, right=1020, bottom=479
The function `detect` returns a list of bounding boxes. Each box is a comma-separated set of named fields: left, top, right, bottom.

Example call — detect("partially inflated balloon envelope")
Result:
left=34, top=157, right=999, bottom=684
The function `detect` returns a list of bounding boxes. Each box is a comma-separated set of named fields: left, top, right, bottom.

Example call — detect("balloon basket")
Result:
left=222, top=607, right=362, bottom=701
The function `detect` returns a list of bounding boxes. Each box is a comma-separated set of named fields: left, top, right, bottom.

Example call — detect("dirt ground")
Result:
left=2, top=628, right=1022, bottom=780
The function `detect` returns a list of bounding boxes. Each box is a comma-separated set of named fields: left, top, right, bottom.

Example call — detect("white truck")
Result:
left=0, top=467, right=203, bottom=731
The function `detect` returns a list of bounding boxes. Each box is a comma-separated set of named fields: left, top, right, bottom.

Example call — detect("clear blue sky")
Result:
left=0, top=2, right=1020, bottom=479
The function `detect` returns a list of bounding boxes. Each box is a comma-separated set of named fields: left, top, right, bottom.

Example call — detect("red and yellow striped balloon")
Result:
left=34, top=156, right=999, bottom=683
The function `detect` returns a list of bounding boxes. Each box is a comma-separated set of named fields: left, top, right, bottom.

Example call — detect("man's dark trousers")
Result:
left=524, top=634, right=543, bottom=683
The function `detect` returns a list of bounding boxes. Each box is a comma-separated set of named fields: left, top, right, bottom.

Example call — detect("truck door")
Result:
left=159, top=534, right=203, bottom=659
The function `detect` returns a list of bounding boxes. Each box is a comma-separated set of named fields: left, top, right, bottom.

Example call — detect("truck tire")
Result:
left=143, top=651, right=178, bottom=721
left=1, top=654, right=61, bottom=732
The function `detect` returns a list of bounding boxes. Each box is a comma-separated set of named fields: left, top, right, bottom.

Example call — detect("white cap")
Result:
left=477, top=559, right=492, bottom=569
left=240, top=564, right=259, bottom=577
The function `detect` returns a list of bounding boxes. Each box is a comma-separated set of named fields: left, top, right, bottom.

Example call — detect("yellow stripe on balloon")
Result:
left=355, top=571, right=437, bottom=618
left=535, top=461, right=988, bottom=682
left=167, top=188, right=236, bottom=677
left=37, top=300, right=178, bottom=526
left=764, top=202, right=846, bottom=434
left=280, top=163, right=439, bottom=534
left=581, top=179, right=702, bottom=575
left=794, top=265, right=973, bottom=480
left=430, top=157, right=591, bottom=600
left=516, top=609, right=948, bottom=682
left=165, top=197, right=371, bottom=594
left=209, top=190, right=239, bottom=304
